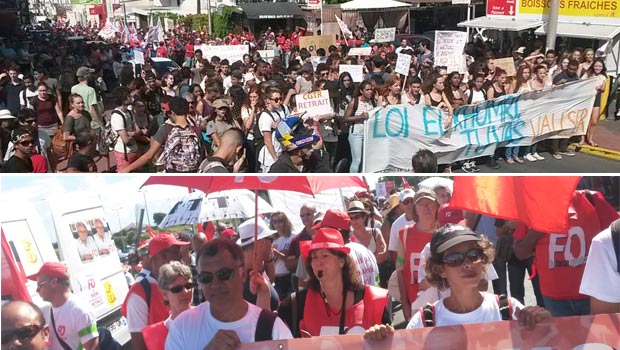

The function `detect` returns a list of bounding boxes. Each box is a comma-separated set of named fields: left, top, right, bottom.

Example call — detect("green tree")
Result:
left=153, top=212, right=167, bottom=226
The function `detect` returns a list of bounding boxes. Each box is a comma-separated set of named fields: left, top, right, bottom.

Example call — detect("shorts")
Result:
left=114, top=151, right=139, bottom=172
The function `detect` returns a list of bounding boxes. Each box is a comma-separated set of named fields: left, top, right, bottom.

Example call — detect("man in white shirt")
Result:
left=257, top=87, right=289, bottom=172
left=395, top=39, right=414, bottom=55
left=28, top=262, right=98, bottom=350
left=388, top=189, right=416, bottom=261
left=166, top=239, right=293, bottom=350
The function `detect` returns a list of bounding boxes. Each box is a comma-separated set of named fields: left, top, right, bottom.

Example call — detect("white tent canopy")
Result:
left=341, top=0, right=410, bottom=11
left=458, top=16, right=544, bottom=32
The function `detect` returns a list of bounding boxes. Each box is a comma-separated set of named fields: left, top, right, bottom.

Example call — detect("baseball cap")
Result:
left=438, top=204, right=465, bottom=227
left=399, top=189, right=415, bottom=202
left=212, top=99, right=230, bottom=109
left=312, top=209, right=350, bottom=231
left=148, top=233, right=189, bottom=257
left=221, top=228, right=237, bottom=239
left=430, top=224, right=481, bottom=256
left=412, top=188, right=438, bottom=206
left=76, top=66, right=95, bottom=78
left=28, top=262, right=70, bottom=281
left=237, top=218, right=276, bottom=247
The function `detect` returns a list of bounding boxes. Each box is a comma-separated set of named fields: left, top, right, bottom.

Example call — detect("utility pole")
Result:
left=545, top=0, right=560, bottom=51
left=207, top=0, right=212, bottom=36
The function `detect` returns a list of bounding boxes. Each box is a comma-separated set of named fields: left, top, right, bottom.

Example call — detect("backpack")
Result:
left=253, top=110, right=276, bottom=153
left=420, top=294, right=512, bottom=327
left=101, top=110, right=127, bottom=158
left=159, top=122, right=203, bottom=173
left=254, top=309, right=278, bottom=342
left=198, top=158, right=227, bottom=173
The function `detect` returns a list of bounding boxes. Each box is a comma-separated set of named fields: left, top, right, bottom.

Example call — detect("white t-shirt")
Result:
left=273, top=233, right=297, bottom=276
left=579, top=227, right=620, bottom=303
left=110, top=109, right=139, bottom=153
left=126, top=275, right=158, bottom=332
left=76, top=236, right=98, bottom=260
left=19, top=88, right=38, bottom=109
left=93, top=232, right=115, bottom=254
left=257, top=107, right=287, bottom=170
left=406, top=292, right=523, bottom=329
left=165, top=301, right=293, bottom=350
left=47, top=295, right=98, bottom=350
left=416, top=242, right=498, bottom=300
left=347, top=242, right=379, bottom=287
left=389, top=213, right=415, bottom=252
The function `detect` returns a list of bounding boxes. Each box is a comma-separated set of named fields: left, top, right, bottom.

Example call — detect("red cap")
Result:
left=304, top=228, right=350, bottom=258
left=148, top=233, right=189, bottom=257
left=221, top=228, right=236, bottom=239
left=438, top=204, right=465, bottom=227
left=28, top=262, right=70, bottom=281
left=312, top=209, right=350, bottom=231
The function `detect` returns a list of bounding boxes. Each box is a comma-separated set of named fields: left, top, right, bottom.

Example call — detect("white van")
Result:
left=0, top=192, right=131, bottom=346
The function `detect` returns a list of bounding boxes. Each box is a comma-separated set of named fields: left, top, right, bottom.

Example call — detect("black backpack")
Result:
left=421, top=294, right=512, bottom=327
left=253, top=109, right=276, bottom=153
left=254, top=309, right=278, bottom=341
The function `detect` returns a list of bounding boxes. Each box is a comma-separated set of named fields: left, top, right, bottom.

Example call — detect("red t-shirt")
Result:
left=184, top=43, right=194, bottom=58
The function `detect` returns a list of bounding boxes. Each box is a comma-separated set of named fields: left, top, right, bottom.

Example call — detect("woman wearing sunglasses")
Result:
left=142, top=261, right=194, bottom=350
left=365, top=224, right=550, bottom=341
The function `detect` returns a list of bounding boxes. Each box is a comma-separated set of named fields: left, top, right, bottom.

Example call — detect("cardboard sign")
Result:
left=296, top=90, right=333, bottom=117
left=374, top=27, right=396, bottom=43
left=348, top=47, right=372, bottom=56
left=339, top=64, right=364, bottom=82
left=494, top=57, right=517, bottom=77
left=299, top=35, right=337, bottom=56
left=134, top=50, right=145, bottom=65
left=394, top=53, right=412, bottom=76
left=257, top=49, right=277, bottom=64
left=434, top=31, right=468, bottom=74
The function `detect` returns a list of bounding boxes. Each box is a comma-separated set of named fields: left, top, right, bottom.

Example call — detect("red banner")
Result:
left=240, top=314, right=620, bottom=349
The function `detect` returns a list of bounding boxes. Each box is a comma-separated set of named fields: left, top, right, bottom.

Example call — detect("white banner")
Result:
left=339, top=64, right=364, bottom=82
left=134, top=50, right=145, bottom=65
left=200, top=44, right=249, bottom=63
left=434, top=31, right=468, bottom=74
left=394, top=53, right=411, bottom=76
left=374, top=27, right=396, bottom=43
left=348, top=47, right=372, bottom=56
left=257, top=49, right=276, bottom=64
left=296, top=90, right=333, bottom=118
left=362, top=78, right=598, bottom=172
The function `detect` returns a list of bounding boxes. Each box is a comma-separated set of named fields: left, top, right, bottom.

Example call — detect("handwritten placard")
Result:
left=339, top=64, right=364, bottom=82
left=200, top=44, right=249, bottom=63
left=494, top=57, right=517, bottom=77
left=134, top=50, right=145, bottom=65
left=434, top=31, right=468, bottom=74
left=296, top=90, right=333, bottom=117
left=394, top=53, right=412, bottom=76
left=374, top=27, right=396, bottom=43
left=299, top=35, right=337, bottom=56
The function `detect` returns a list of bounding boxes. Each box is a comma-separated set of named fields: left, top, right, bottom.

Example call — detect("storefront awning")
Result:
left=240, top=2, right=304, bottom=20
left=458, top=16, right=543, bottom=31
left=535, top=22, right=620, bottom=41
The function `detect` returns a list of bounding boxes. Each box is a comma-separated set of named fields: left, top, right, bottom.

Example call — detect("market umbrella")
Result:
left=159, top=189, right=276, bottom=228
left=142, top=176, right=368, bottom=271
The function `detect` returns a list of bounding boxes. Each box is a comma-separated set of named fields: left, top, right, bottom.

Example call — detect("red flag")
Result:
left=451, top=176, right=581, bottom=233
left=146, top=225, right=156, bottom=238
left=196, top=223, right=204, bottom=234
left=401, top=177, right=411, bottom=189
left=204, top=222, right=216, bottom=241
left=1, top=229, right=32, bottom=302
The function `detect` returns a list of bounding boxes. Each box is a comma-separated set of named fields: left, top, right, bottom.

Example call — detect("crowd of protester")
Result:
left=4, top=178, right=619, bottom=350
left=0, top=23, right=616, bottom=173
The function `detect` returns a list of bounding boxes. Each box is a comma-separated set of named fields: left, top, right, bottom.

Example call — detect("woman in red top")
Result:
left=32, top=82, right=63, bottom=138
left=277, top=228, right=392, bottom=338
left=142, top=261, right=194, bottom=350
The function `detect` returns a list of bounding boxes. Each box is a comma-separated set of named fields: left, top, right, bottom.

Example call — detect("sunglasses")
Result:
left=271, top=97, right=282, bottom=103
left=22, top=119, right=37, bottom=124
left=19, top=140, right=33, bottom=147
left=402, top=199, right=413, bottom=205
left=36, top=280, right=52, bottom=288
left=442, top=248, right=485, bottom=267
left=168, top=282, right=195, bottom=294
left=198, top=267, right=237, bottom=284
left=1, top=325, right=43, bottom=345
left=350, top=214, right=365, bottom=220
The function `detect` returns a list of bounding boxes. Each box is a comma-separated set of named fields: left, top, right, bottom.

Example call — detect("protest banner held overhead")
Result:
left=434, top=31, right=468, bottom=74
left=296, top=90, right=333, bottom=118
left=374, top=28, right=396, bottom=43
left=200, top=44, right=249, bottom=63
left=299, top=35, right=337, bottom=56
left=339, top=64, right=364, bottom=82
left=348, top=47, right=372, bottom=56
left=363, top=78, right=599, bottom=172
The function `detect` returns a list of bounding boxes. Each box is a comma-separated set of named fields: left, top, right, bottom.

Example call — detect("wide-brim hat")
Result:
left=303, top=227, right=350, bottom=258
left=347, top=200, right=370, bottom=215
left=237, top=218, right=276, bottom=247
left=0, top=109, right=16, bottom=120
left=382, top=193, right=400, bottom=217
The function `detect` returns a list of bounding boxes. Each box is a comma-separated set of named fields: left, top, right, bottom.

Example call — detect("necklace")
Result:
left=321, top=291, right=342, bottom=316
